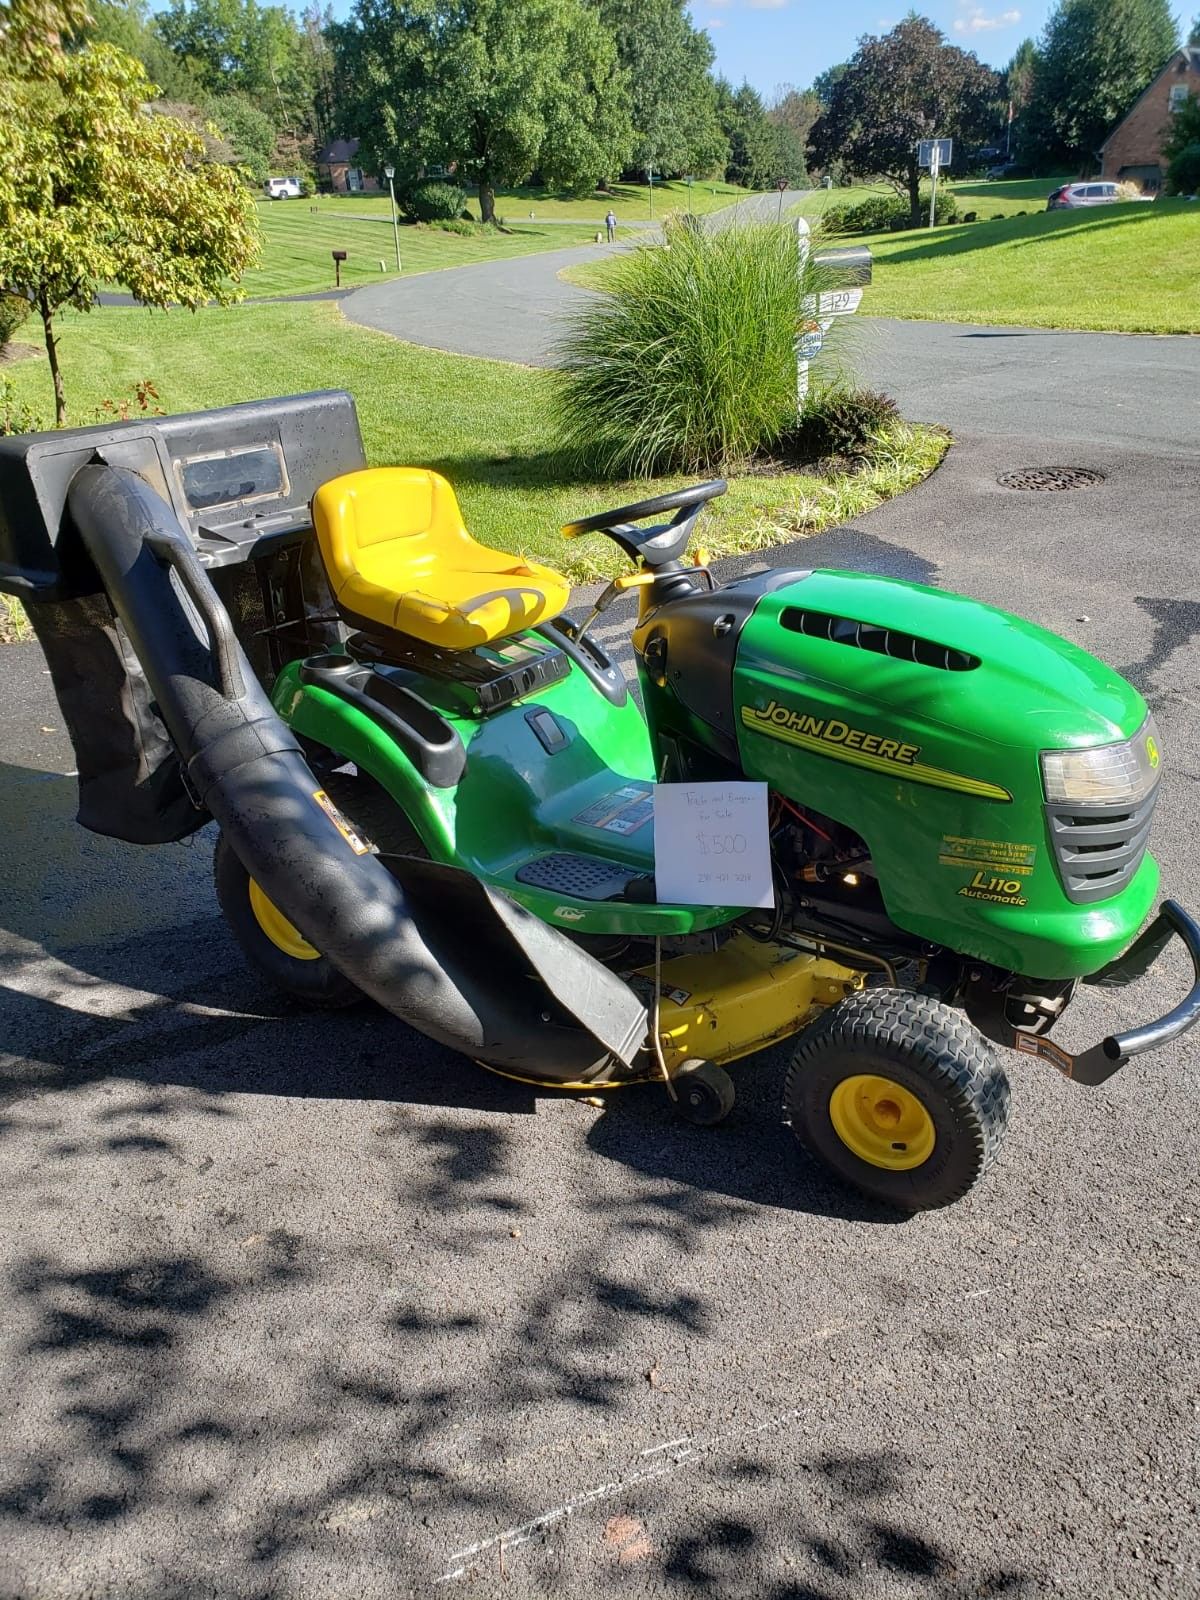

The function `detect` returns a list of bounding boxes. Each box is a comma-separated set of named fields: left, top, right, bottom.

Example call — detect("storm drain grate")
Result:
left=997, top=467, right=1107, bottom=492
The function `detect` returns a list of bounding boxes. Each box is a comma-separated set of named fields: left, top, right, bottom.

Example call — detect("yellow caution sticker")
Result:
left=313, top=789, right=372, bottom=855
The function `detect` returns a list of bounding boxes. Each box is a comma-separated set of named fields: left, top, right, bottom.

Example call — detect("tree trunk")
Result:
left=39, top=297, right=66, bottom=427
left=478, top=182, right=496, bottom=225
left=907, top=164, right=922, bottom=228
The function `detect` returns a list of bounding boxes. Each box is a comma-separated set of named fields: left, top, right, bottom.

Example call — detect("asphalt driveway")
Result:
left=3, top=218, right=1200, bottom=1595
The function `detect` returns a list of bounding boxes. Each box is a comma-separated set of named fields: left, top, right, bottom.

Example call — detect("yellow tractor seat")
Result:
left=311, top=467, right=571, bottom=651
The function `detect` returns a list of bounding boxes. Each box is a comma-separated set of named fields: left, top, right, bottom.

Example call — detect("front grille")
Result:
left=1046, top=789, right=1158, bottom=904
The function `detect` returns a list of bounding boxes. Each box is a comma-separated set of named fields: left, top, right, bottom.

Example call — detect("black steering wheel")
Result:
left=561, top=480, right=727, bottom=568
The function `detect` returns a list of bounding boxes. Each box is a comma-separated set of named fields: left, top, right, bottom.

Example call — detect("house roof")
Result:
left=317, top=138, right=361, bottom=166
left=1100, top=47, right=1200, bottom=152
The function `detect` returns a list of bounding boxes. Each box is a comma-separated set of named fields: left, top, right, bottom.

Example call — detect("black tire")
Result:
left=213, top=832, right=361, bottom=1009
left=784, top=987, right=1010, bottom=1211
left=673, top=1058, right=736, bottom=1126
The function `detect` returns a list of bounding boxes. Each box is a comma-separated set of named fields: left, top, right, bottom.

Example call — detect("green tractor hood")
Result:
left=734, top=570, right=1160, bottom=978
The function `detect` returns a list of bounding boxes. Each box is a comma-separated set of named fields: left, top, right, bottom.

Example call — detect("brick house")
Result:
left=1100, top=46, right=1200, bottom=190
left=316, top=138, right=381, bottom=195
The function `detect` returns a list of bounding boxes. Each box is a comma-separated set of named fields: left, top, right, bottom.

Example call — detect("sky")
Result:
left=689, top=0, right=1048, bottom=96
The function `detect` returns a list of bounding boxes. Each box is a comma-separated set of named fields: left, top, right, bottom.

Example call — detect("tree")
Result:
left=154, top=0, right=317, bottom=135
left=1024, top=0, right=1178, bottom=171
left=333, top=0, right=633, bottom=224
left=208, top=89, right=277, bottom=181
left=811, top=61, right=848, bottom=107
left=0, top=39, right=259, bottom=422
left=79, top=0, right=203, bottom=97
left=768, top=84, right=819, bottom=183
left=593, top=0, right=727, bottom=178
left=809, top=18, right=1000, bottom=225
left=1188, top=14, right=1199, bottom=44
left=715, top=79, right=782, bottom=189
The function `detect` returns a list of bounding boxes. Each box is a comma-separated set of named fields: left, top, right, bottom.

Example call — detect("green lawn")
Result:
left=563, top=197, right=1200, bottom=334
left=245, top=198, right=600, bottom=297
left=857, top=200, right=1200, bottom=333
left=797, top=175, right=1073, bottom=223
left=487, top=178, right=749, bottom=224
left=2, top=302, right=945, bottom=584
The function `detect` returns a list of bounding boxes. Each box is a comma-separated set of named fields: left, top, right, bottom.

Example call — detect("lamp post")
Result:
left=384, top=163, right=401, bottom=273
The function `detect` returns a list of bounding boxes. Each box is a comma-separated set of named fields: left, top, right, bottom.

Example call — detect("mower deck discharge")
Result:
left=3, top=390, right=1198, bottom=1211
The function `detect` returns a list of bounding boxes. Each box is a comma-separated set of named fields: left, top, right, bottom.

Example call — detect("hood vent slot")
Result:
left=779, top=607, right=980, bottom=672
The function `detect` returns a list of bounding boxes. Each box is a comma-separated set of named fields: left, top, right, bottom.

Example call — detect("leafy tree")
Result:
left=1188, top=14, right=1199, bottom=44
left=812, top=61, right=848, bottom=107
left=809, top=18, right=1000, bottom=225
left=0, top=38, right=259, bottom=422
left=208, top=89, right=277, bottom=181
left=80, top=0, right=203, bottom=97
left=768, top=85, right=818, bottom=183
left=593, top=0, right=726, bottom=178
left=1163, top=78, right=1200, bottom=159
left=154, top=0, right=317, bottom=134
left=715, top=79, right=782, bottom=189
left=1023, top=0, right=1178, bottom=171
left=333, top=0, right=633, bottom=224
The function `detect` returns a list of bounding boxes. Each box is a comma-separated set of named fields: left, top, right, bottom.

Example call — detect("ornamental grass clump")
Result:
left=555, top=219, right=843, bottom=478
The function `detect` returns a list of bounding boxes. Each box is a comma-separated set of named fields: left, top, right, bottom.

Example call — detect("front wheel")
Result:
left=213, top=833, right=361, bottom=1009
left=784, top=988, right=1010, bottom=1211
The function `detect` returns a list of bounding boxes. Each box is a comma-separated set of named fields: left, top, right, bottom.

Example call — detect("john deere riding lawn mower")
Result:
left=3, top=391, right=1197, bottom=1211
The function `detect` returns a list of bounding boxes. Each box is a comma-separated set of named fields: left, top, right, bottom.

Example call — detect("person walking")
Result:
left=605, top=208, right=617, bottom=244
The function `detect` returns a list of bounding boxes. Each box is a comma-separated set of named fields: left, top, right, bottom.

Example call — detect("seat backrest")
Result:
left=312, top=467, right=472, bottom=588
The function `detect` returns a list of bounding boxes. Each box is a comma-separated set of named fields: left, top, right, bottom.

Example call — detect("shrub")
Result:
left=555, top=220, right=849, bottom=477
left=399, top=180, right=468, bottom=222
left=0, top=292, right=31, bottom=350
left=777, top=387, right=900, bottom=465
left=822, top=190, right=958, bottom=234
left=0, top=376, right=43, bottom=436
left=430, top=218, right=475, bottom=236
left=1166, top=142, right=1200, bottom=196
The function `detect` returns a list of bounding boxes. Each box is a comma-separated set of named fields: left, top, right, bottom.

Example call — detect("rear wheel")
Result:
left=784, top=988, right=1010, bottom=1211
left=213, top=833, right=361, bottom=1008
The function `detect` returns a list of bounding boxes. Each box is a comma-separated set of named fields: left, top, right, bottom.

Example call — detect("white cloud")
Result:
left=705, top=14, right=726, bottom=25
left=746, top=0, right=789, bottom=9
left=706, top=0, right=732, bottom=7
left=953, top=2, right=1021, bottom=31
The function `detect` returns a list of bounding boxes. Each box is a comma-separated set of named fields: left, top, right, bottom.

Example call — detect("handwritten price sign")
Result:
left=653, top=782, right=774, bottom=908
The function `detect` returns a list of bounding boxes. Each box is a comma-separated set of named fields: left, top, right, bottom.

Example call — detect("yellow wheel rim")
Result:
left=828, top=1074, right=935, bottom=1171
left=248, top=879, right=321, bottom=961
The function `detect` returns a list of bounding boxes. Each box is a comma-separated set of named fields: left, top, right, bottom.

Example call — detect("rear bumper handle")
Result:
left=1012, top=900, right=1200, bottom=1085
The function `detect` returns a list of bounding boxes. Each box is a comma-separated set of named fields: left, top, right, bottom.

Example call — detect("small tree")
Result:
left=810, top=18, right=1001, bottom=226
left=0, top=40, right=259, bottom=424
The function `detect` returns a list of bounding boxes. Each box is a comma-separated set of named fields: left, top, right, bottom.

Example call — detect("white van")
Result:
left=264, top=176, right=302, bottom=200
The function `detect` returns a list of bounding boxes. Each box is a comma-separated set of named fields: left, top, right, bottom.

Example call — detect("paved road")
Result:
left=5, top=192, right=1200, bottom=1593
left=344, top=233, right=1197, bottom=453
left=4, top=416, right=1200, bottom=1596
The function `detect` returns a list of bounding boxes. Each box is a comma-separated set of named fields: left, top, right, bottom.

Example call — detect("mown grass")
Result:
left=1, top=302, right=946, bottom=585
left=796, top=175, right=1073, bottom=223
left=856, top=199, right=1200, bottom=333
left=488, top=178, right=748, bottom=223
left=564, top=198, right=1200, bottom=334
left=244, top=198, right=599, bottom=297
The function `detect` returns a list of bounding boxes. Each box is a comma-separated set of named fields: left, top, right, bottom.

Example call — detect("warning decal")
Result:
left=573, top=782, right=654, bottom=836
left=313, top=789, right=373, bottom=855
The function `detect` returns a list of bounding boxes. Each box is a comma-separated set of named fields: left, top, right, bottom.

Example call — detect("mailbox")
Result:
left=331, top=250, right=347, bottom=262
left=331, top=248, right=348, bottom=288
left=811, top=244, right=872, bottom=286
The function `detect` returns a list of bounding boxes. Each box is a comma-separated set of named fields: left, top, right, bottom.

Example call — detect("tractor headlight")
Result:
left=1041, top=716, right=1161, bottom=806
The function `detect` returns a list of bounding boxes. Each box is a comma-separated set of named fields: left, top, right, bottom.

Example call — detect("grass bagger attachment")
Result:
left=3, top=390, right=1198, bottom=1212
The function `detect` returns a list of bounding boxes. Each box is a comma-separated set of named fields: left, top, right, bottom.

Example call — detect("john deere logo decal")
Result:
left=1146, top=735, right=1160, bottom=769
left=741, top=699, right=1012, bottom=802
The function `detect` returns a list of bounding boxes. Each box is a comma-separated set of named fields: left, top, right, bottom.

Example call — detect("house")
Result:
left=1100, top=46, right=1200, bottom=190
left=316, top=138, right=381, bottom=195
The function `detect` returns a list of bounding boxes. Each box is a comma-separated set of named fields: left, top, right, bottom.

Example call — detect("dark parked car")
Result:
left=986, top=162, right=1028, bottom=180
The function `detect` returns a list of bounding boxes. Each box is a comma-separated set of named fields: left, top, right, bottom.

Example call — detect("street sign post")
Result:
left=917, top=138, right=952, bottom=230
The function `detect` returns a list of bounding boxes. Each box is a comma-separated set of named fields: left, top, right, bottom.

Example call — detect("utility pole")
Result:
left=384, top=164, right=402, bottom=272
